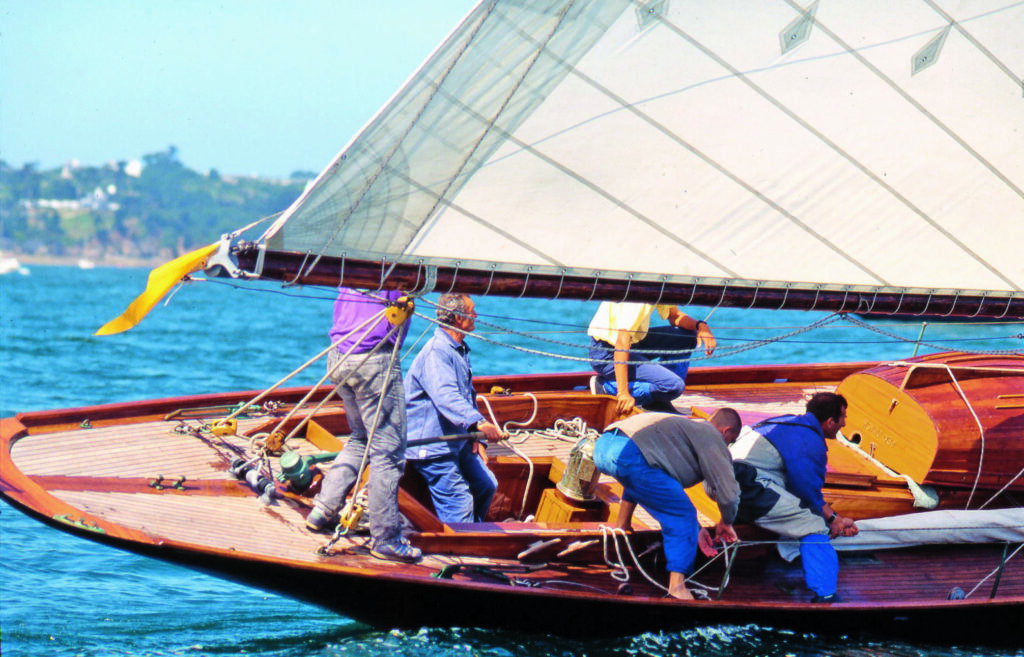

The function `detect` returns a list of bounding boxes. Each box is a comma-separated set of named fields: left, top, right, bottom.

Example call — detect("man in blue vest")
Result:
left=730, top=392, right=858, bottom=602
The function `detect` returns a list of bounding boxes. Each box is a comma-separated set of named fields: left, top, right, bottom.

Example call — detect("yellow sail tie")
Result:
left=95, top=243, right=219, bottom=335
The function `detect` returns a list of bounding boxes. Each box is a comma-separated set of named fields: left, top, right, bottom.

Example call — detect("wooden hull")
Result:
left=3, top=355, right=1023, bottom=640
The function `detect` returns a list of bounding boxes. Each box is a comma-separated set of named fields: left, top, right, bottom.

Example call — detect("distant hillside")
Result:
left=0, top=147, right=313, bottom=264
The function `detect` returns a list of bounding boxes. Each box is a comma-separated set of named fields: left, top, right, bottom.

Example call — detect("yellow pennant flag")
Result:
left=95, top=243, right=220, bottom=335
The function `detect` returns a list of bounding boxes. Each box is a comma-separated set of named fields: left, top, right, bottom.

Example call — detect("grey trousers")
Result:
left=313, top=348, right=407, bottom=546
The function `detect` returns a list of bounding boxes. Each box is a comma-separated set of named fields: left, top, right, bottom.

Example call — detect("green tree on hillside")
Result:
left=0, top=149, right=308, bottom=261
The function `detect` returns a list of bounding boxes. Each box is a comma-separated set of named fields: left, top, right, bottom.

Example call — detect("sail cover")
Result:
left=259, top=0, right=1023, bottom=313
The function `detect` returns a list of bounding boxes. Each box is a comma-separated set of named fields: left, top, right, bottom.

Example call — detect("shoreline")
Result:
left=3, top=252, right=162, bottom=268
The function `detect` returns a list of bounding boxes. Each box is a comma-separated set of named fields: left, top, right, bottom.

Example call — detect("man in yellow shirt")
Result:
left=587, top=302, right=715, bottom=414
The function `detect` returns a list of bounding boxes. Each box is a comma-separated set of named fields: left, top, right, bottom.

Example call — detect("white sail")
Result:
left=258, top=0, right=1024, bottom=312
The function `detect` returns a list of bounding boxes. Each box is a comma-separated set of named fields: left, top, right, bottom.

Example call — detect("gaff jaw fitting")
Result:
left=384, top=296, right=414, bottom=326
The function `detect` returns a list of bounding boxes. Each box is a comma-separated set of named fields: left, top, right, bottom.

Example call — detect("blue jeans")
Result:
left=593, top=429, right=700, bottom=574
left=314, top=349, right=407, bottom=545
left=588, top=326, right=697, bottom=404
left=410, top=441, right=497, bottom=523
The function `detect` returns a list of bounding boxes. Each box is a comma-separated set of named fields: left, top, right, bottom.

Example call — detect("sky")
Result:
left=1, top=1, right=477, bottom=178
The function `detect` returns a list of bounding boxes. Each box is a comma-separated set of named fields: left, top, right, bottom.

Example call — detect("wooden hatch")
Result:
left=837, top=353, right=1024, bottom=494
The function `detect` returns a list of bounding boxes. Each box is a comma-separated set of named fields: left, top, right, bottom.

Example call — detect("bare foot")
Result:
left=668, top=572, right=694, bottom=600
left=668, top=585, right=695, bottom=601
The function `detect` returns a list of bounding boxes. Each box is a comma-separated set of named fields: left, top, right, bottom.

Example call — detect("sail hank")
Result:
left=254, top=0, right=1024, bottom=317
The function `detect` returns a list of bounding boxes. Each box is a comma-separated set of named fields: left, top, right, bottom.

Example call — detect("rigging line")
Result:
left=980, top=468, right=1024, bottom=510
left=777, top=0, right=1024, bottom=290
left=600, top=526, right=671, bottom=593
left=441, top=311, right=845, bottom=366
left=404, top=0, right=576, bottom=261
left=518, top=267, right=532, bottom=299
left=747, top=283, right=761, bottom=310
left=484, top=264, right=497, bottom=297
left=938, top=364, right=989, bottom=510
left=970, top=292, right=990, bottom=319
left=283, top=251, right=313, bottom=287
left=919, top=0, right=1024, bottom=88
left=410, top=261, right=423, bottom=296
left=844, top=314, right=1023, bottom=356
left=587, top=272, right=602, bottom=302
left=943, top=290, right=961, bottom=317
left=446, top=262, right=461, bottom=294
left=998, top=295, right=1015, bottom=320
left=914, top=291, right=935, bottom=317
left=554, top=268, right=567, bottom=300
left=219, top=310, right=389, bottom=424
left=257, top=311, right=392, bottom=439
left=963, top=542, right=1024, bottom=599
left=309, top=1, right=498, bottom=262
left=479, top=393, right=542, bottom=518
left=620, top=275, right=633, bottom=303
left=405, top=295, right=1019, bottom=347
left=344, top=321, right=407, bottom=506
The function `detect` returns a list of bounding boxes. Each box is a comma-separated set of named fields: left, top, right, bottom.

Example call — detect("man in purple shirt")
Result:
left=405, top=293, right=504, bottom=523
left=306, top=287, right=421, bottom=562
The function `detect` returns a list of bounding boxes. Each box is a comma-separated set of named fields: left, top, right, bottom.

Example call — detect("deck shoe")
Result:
left=305, top=507, right=335, bottom=532
left=370, top=538, right=423, bottom=563
left=588, top=376, right=605, bottom=395
left=811, top=593, right=842, bottom=603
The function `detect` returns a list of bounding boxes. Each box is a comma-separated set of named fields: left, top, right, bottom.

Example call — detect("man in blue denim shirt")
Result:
left=405, top=293, right=504, bottom=523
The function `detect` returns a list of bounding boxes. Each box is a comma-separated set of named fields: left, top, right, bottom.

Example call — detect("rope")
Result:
left=478, top=392, right=541, bottom=519
left=980, top=466, right=1024, bottom=510
left=600, top=526, right=666, bottom=591
left=409, top=305, right=845, bottom=367
left=220, top=308, right=387, bottom=425
left=262, top=310, right=392, bottom=448
left=963, top=543, right=1023, bottom=599
left=338, top=321, right=407, bottom=530
left=843, top=314, right=1023, bottom=356
left=941, top=364, right=988, bottom=509
left=835, top=433, right=939, bottom=509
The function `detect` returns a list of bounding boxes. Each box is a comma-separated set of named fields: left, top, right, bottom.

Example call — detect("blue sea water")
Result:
left=1, top=265, right=1021, bottom=657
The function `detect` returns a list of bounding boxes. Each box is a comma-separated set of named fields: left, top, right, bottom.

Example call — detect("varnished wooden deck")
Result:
left=2, top=369, right=1022, bottom=638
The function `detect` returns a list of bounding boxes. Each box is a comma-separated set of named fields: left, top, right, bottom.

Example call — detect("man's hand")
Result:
left=698, top=528, right=717, bottom=557
left=615, top=391, right=636, bottom=415
left=698, top=522, right=738, bottom=557
left=830, top=514, right=858, bottom=538
left=714, top=521, right=738, bottom=545
left=696, top=323, right=717, bottom=356
left=478, top=421, right=505, bottom=442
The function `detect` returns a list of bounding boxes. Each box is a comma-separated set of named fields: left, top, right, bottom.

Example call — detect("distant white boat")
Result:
left=77, top=259, right=96, bottom=270
left=0, top=253, right=29, bottom=276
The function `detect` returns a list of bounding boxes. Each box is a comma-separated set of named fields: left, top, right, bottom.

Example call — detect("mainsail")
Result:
left=237, top=0, right=1024, bottom=318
